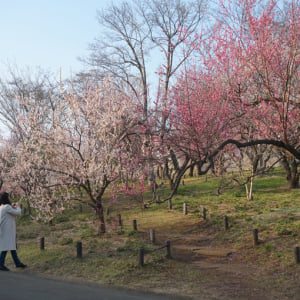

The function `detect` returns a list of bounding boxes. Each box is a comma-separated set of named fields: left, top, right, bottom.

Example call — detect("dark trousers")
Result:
left=0, top=250, right=21, bottom=266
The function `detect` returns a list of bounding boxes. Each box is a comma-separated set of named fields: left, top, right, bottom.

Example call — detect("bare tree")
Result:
left=82, top=0, right=206, bottom=201
left=83, top=0, right=206, bottom=117
left=139, top=0, right=206, bottom=127
left=83, top=1, right=150, bottom=119
left=0, top=65, right=57, bottom=141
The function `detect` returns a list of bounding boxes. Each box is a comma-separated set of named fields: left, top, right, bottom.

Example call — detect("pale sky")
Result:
left=0, top=0, right=125, bottom=136
left=0, top=0, right=122, bottom=78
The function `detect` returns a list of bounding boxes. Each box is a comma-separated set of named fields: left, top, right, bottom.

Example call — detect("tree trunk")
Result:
left=96, top=202, right=106, bottom=234
left=189, top=164, right=194, bottom=177
left=169, top=166, right=188, bottom=198
left=196, top=162, right=203, bottom=176
left=289, top=160, right=299, bottom=189
left=26, top=199, right=32, bottom=216
left=156, top=166, right=162, bottom=179
left=245, top=176, right=254, bottom=201
left=281, top=158, right=299, bottom=189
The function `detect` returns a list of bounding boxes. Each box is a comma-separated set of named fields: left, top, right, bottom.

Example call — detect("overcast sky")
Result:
left=0, top=0, right=122, bottom=78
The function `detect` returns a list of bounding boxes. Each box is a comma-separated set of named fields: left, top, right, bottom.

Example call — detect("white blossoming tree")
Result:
left=1, top=78, right=142, bottom=233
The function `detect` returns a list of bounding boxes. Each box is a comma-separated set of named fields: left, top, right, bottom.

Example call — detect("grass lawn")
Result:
left=13, top=170, right=300, bottom=299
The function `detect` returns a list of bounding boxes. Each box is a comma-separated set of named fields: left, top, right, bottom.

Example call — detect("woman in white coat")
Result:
left=0, top=192, right=26, bottom=271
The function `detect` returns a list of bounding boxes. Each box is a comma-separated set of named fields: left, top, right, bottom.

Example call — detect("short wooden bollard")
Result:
left=294, top=246, right=300, bottom=264
left=150, top=229, right=156, bottom=244
left=76, top=241, right=82, bottom=258
left=183, top=203, right=188, bottom=215
left=79, top=204, right=83, bottom=213
left=253, top=229, right=259, bottom=246
left=133, top=219, right=137, bottom=231
left=203, top=207, right=207, bottom=220
left=224, top=216, right=229, bottom=230
left=39, top=237, right=45, bottom=250
left=168, top=199, right=172, bottom=210
left=138, top=248, right=144, bottom=266
left=165, top=241, right=171, bottom=258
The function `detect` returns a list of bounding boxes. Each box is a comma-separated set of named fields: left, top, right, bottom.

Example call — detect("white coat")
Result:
left=0, top=204, right=21, bottom=251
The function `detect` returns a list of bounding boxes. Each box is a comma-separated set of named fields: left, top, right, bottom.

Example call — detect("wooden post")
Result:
left=156, top=195, right=161, bottom=203
left=294, top=246, right=300, bottom=264
left=203, top=207, right=207, bottom=220
left=133, top=219, right=137, bottom=231
left=79, top=204, right=83, bottom=213
left=138, top=248, right=144, bottom=266
left=106, top=207, right=110, bottom=216
left=183, top=203, right=188, bottom=215
left=150, top=229, right=156, bottom=244
left=165, top=241, right=171, bottom=258
left=76, top=241, right=82, bottom=258
left=168, top=199, right=172, bottom=210
left=39, top=237, right=45, bottom=250
left=224, top=216, right=229, bottom=230
left=118, top=214, right=122, bottom=227
left=253, top=229, right=259, bottom=246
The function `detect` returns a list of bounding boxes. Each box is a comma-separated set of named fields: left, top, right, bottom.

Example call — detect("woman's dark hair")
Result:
left=0, top=192, right=10, bottom=205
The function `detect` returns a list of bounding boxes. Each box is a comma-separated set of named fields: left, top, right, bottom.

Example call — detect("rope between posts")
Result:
left=139, top=240, right=171, bottom=266
left=150, top=244, right=167, bottom=253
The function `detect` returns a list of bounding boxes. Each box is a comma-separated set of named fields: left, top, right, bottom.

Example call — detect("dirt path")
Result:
left=150, top=232, right=300, bottom=300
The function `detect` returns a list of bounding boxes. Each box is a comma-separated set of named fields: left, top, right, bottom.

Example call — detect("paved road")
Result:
left=0, top=271, right=187, bottom=300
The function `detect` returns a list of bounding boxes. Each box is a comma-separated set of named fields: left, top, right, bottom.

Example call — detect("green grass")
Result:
left=11, top=171, right=300, bottom=298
